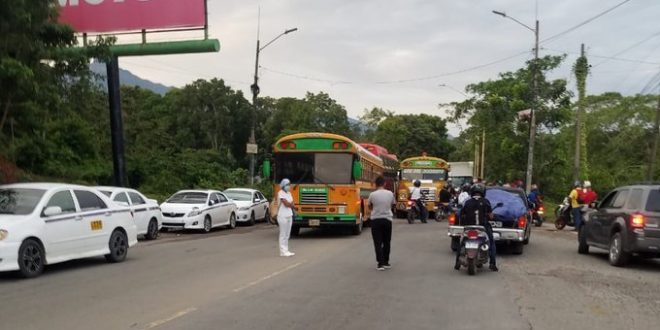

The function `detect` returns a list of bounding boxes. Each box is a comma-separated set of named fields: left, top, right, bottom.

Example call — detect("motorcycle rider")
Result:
left=439, top=184, right=452, bottom=218
left=409, top=180, right=428, bottom=222
left=527, top=184, right=541, bottom=207
left=454, top=184, right=498, bottom=272
left=458, top=183, right=471, bottom=207
left=568, top=181, right=584, bottom=230
left=581, top=181, right=598, bottom=207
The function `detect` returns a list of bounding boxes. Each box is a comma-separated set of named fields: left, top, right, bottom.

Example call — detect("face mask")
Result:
left=283, top=185, right=290, bottom=192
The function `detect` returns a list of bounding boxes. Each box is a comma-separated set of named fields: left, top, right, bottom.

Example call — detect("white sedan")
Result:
left=96, top=186, right=162, bottom=240
left=160, top=190, right=237, bottom=233
left=224, top=188, right=269, bottom=226
left=0, top=183, right=138, bottom=278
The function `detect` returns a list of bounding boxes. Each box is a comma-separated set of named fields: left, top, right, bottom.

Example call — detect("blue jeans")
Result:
left=572, top=207, right=582, bottom=229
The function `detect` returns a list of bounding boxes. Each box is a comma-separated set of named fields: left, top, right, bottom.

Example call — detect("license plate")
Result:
left=309, top=219, right=320, bottom=227
left=489, top=221, right=502, bottom=228
left=465, top=242, right=479, bottom=249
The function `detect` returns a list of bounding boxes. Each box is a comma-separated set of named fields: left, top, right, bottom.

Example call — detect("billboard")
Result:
left=57, top=0, right=206, bottom=33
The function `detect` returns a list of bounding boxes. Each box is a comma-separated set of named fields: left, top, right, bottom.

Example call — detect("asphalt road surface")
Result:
left=1, top=220, right=659, bottom=330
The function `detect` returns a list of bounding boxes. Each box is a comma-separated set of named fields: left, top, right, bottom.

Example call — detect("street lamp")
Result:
left=249, top=27, right=298, bottom=185
left=492, top=10, right=539, bottom=192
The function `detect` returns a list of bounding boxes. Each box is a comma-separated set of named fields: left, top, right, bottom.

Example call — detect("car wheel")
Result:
left=512, top=242, right=524, bottom=255
left=352, top=213, right=363, bottom=236
left=609, top=232, right=630, bottom=267
left=229, top=213, right=237, bottom=229
left=523, top=227, right=530, bottom=245
left=145, top=218, right=159, bottom=240
left=451, top=237, right=460, bottom=252
left=18, top=239, right=45, bottom=278
left=105, top=230, right=128, bottom=263
left=578, top=225, right=589, bottom=254
left=203, top=216, right=212, bottom=233
left=290, top=225, right=300, bottom=236
left=248, top=212, right=256, bottom=226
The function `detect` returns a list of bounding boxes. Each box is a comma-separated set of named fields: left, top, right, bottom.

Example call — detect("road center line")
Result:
left=141, top=307, right=197, bottom=330
left=233, top=261, right=305, bottom=293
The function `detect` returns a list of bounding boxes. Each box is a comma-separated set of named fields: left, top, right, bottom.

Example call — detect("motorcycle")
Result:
left=435, top=202, right=453, bottom=222
left=554, top=197, right=573, bottom=230
left=530, top=201, right=545, bottom=227
left=456, top=202, right=503, bottom=275
left=407, top=198, right=428, bottom=224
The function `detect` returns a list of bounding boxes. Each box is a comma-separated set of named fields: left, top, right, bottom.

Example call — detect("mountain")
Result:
left=90, top=61, right=172, bottom=95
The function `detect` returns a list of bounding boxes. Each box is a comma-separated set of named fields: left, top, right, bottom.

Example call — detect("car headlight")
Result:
left=239, top=207, right=250, bottom=211
left=0, top=229, right=8, bottom=241
left=187, top=208, right=201, bottom=217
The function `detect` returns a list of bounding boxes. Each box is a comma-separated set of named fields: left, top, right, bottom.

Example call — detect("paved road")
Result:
left=1, top=220, right=659, bottom=330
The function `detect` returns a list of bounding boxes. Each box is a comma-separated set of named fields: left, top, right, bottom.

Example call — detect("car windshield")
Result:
left=224, top=191, right=252, bottom=201
left=166, top=192, right=208, bottom=204
left=275, top=153, right=353, bottom=184
left=0, top=188, right=46, bottom=215
left=401, top=168, right=447, bottom=181
left=646, top=189, right=660, bottom=212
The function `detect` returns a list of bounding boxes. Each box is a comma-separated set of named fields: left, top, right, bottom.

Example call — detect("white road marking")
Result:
left=141, top=307, right=197, bottom=330
left=233, top=261, right=305, bottom=293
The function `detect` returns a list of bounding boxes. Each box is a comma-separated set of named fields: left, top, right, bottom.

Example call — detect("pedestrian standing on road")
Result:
left=277, top=179, right=295, bottom=257
left=369, top=176, right=396, bottom=271
left=569, top=181, right=584, bottom=231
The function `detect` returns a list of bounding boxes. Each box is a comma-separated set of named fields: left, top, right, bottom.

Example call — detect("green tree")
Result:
left=373, top=114, right=453, bottom=160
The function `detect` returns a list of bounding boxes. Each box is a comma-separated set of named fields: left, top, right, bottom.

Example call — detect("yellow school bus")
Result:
left=395, top=154, right=451, bottom=219
left=263, top=132, right=384, bottom=235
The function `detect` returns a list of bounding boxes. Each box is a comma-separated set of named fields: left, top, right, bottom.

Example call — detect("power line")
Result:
left=640, top=70, right=660, bottom=94
left=543, top=47, right=660, bottom=65
left=261, top=50, right=530, bottom=85
left=593, top=30, right=660, bottom=67
left=540, top=0, right=632, bottom=44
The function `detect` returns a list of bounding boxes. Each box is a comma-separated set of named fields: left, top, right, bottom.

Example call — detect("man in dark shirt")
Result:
left=454, top=184, right=498, bottom=271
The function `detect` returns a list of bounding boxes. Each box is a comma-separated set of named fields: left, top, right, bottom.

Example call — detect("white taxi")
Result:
left=224, top=188, right=269, bottom=226
left=96, top=186, right=162, bottom=240
left=0, top=183, right=138, bottom=278
left=160, top=190, right=237, bottom=233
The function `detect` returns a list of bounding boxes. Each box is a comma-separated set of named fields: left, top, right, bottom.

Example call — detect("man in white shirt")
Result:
left=369, top=176, right=396, bottom=271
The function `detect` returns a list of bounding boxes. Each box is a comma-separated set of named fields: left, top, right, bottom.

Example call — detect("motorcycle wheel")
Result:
left=555, top=217, right=566, bottom=230
left=534, top=215, right=543, bottom=227
left=467, top=258, right=476, bottom=275
left=451, top=237, right=460, bottom=252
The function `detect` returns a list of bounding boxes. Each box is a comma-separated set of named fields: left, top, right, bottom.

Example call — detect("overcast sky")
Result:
left=116, top=0, right=660, bottom=134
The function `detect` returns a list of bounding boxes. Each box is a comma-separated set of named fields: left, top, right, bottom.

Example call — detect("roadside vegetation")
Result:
left=1, top=1, right=658, bottom=204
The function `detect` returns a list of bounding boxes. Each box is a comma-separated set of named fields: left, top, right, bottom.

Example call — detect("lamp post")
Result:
left=492, top=10, right=539, bottom=192
left=249, top=27, right=298, bottom=185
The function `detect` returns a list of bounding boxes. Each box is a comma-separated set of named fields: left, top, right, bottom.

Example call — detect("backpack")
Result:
left=268, top=199, right=279, bottom=225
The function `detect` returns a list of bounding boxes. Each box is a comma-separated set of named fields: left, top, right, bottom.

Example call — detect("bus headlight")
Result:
left=337, top=206, right=346, bottom=214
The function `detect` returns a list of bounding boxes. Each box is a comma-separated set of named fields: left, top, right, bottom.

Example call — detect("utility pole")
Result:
left=480, top=129, right=486, bottom=179
left=524, top=19, right=540, bottom=192
left=493, top=11, right=539, bottom=191
left=248, top=19, right=297, bottom=185
left=649, top=93, right=660, bottom=181
left=573, top=44, right=588, bottom=182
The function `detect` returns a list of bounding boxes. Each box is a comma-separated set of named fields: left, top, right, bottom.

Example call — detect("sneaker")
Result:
left=376, top=266, right=386, bottom=271
left=489, top=264, right=499, bottom=272
left=454, top=263, right=460, bottom=270
left=285, top=252, right=295, bottom=257
left=383, top=264, right=392, bottom=269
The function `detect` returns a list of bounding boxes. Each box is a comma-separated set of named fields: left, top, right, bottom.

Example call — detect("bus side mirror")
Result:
left=353, top=161, right=362, bottom=180
left=262, top=160, right=271, bottom=179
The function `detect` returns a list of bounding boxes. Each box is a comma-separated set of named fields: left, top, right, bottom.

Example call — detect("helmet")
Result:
left=470, top=184, right=485, bottom=197
left=583, top=181, right=592, bottom=188
left=462, top=183, right=471, bottom=191
left=531, top=184, right=538, bottom=190
left=414, top=180, right=421, bottom=187
left=573, top=180, right=582, bottom=188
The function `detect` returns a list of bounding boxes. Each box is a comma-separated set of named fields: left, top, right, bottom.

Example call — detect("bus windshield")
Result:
left=401, top=168, right=447, bottom=181
left=275, top=153, right=353, bottom=184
